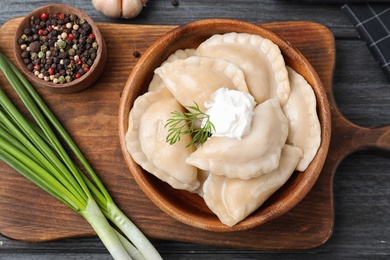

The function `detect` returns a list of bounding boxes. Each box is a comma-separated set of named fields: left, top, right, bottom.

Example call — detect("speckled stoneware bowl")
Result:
left=118, top=19, right=331, bottom=232
left=14, top=4, right=107, bottom=93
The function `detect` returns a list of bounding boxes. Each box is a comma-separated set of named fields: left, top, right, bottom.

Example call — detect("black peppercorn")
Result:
left=171, top=0, right=179, bottom=6
left=86, top=59, right=93, bottom=66
left=133, top=51, right=141, bottom=58
left=18, top=38, right=26, bottom=45
left=26, top=63, right=34, bottom=71
left=21, top=51, right=30, bottom=59
left=77, top=68, right=85, bottom=75
left=82, top=23, right=91, bottom=31
left=24, top=28, right=32, bottom=36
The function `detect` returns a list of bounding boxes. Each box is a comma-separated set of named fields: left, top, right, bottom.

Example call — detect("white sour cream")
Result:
left=202, top=88, right=256, bottom=139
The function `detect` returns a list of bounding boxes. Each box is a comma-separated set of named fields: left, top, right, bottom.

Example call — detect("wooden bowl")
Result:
left=14, top=4, right=107, bottom=93
left=118, top=19, right=331, bottom=231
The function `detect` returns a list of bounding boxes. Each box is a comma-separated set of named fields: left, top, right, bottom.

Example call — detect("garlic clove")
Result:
left=121, top=0, right=147, bottom=18
left=92, top=0, right=121, bottom=19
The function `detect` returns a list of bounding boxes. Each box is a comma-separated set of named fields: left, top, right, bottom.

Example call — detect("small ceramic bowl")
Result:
left=118, top=19, right=331, bottom=231
left=14, top=4, right=107, bottom=93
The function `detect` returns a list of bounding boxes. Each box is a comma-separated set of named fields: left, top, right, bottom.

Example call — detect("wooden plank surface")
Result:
left=0, top=1, right=389, bottom=259
left=0, top=17, right=336, bottom=250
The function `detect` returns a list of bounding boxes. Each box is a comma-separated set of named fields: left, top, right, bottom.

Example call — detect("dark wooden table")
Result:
left=0, top=0, right=389, bottom=259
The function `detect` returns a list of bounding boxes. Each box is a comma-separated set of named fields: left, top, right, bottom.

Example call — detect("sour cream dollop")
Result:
left=202, top=88, right=256, bottom=139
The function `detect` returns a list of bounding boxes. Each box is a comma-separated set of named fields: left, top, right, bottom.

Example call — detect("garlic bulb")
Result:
left=92, top=0, right=148, bottom=19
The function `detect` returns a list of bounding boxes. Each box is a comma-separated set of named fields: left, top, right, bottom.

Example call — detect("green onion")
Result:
left=0, top=52, right=162, bottom=260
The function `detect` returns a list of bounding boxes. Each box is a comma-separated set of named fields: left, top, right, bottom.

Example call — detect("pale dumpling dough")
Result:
left=163, top=48, right=196, bottom=63
left=195, top=32, right=290, bottom=105
left=148, top=49, right=196, bottom=92
left=186, top=98, right=289, bottom=180
left=154, top=56, right=249, bottom=112
left=203, top=144, right=303, bottom=227
left=191, top=169, right=210, bottom=197
left=283, top=66, right=321, bottom=171
left=126, top=88, right=199, bottom=192
left=148, top=73, right=166, bottom=92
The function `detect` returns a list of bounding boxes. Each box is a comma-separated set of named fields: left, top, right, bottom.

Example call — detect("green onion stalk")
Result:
left=0, top=52, right=162, bottom=260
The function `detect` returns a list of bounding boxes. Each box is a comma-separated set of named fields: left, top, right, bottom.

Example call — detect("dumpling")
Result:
left=126, top=88, right=199, bottom=191
left=283, top=66, right=321, bottom=171
left=195, top=32, right=290, bottom=105
left=203, top=144, right=303, bottom=227
left=164, top=48, right=196, bottom=63
left=148, top=73, right=166, bottom=92
left=154, top=56, right=249, bottom=112
left=191, top=169, right=210, bottom=197
left=148, top=49, right=196, bottom=92
left=186, top=98, right=289, bottom=180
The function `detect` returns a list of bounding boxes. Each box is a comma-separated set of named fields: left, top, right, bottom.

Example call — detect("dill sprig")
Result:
left=165, top=101, right=215, bottom=147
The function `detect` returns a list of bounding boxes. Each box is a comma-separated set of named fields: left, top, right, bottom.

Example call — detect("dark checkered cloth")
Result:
left=342, top=4, right=390, bottom=83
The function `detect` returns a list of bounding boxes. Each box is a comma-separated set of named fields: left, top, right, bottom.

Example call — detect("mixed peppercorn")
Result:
left=17, top=12, right=99, bottom=84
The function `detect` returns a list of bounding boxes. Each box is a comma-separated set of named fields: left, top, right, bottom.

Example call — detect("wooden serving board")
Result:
left=0, top=18, right=388, bottom=250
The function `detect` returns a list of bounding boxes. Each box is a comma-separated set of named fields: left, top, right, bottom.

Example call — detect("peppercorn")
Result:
left=48, top=67, right=55, bottom=75
left=41, top=35, right=48, bottom=42
left=171, top=0, right=179, bottom=6
left=40, top=12, right=48, bottom=20
left=29, top=41, right=40, bottom=53
left=86, top=59, right=93, bottom=67
left=60, top=52, right=69, bottom=59
left=40, top=45, right=48, bottom=53
left=37, top=51, right=45, bottom=59
left=82, top=23, right=90, bottom=30
left=69, top=14, right=76, bottom=21
left=21, top=51, right=30, bottom=59
left=26, top=63, right=34, bottom=71
left=58, top=76, right=65, bottom=83
left=133, top=51, right=141, bottom=58
left=57, top=40, right=66, bottom=49
left=18, top=38, right=26, bottom=45
left=24, top=28, right=32, bottom=36
left=68, top=48, right=76, bottom=56
left=31, top=52, right=38, bottom=59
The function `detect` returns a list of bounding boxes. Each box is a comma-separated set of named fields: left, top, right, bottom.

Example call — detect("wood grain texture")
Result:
left=0, top=18, right=336, bottom=250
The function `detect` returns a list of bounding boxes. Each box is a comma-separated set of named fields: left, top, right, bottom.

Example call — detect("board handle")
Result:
left=364, top=124, right=390, bottom=152
left=330, top=114, right=390, bottom=160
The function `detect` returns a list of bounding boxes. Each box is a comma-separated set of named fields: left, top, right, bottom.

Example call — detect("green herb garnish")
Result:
left=165, top=101, right=215, bottom=147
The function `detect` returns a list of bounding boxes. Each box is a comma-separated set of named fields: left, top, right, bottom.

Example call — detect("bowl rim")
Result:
left=118, top=18, right=332, bottom=232
left=13, top=4, right=107, bottom=93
